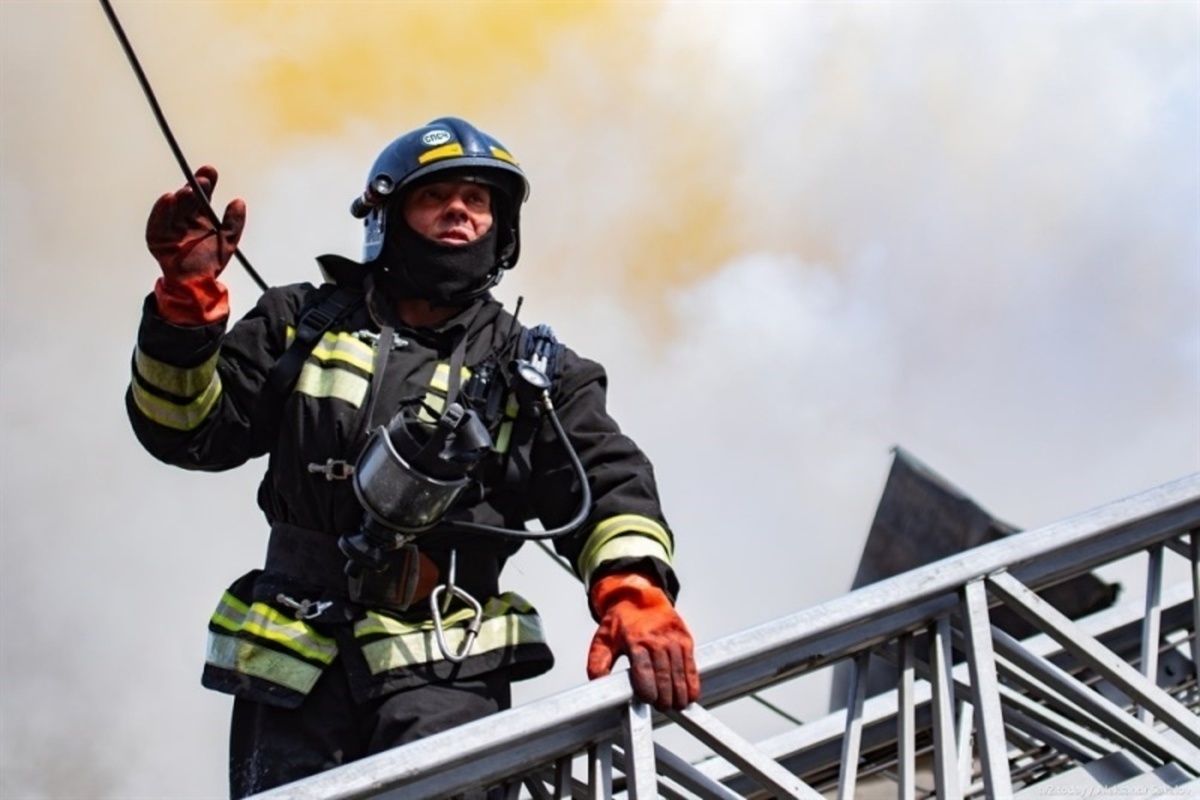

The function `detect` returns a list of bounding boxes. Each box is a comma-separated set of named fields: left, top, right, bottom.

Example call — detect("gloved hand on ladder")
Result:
left=587, top=571, right=701, bottom=712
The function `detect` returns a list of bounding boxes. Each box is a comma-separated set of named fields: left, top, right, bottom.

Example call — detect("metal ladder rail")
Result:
left=695, top=555, right=1198, bottom=799
left=691, top=550, right=1198, bottom=791
left=694, top=592, right=1196, bottom=798
left=249, top=475, right=1200, bottom=800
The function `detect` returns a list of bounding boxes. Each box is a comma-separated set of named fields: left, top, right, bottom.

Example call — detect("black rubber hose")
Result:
left=450, top=398, right=593, bottom=542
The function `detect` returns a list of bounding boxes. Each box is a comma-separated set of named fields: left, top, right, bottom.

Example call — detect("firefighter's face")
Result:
left=403, top=180, right=494, bottom=245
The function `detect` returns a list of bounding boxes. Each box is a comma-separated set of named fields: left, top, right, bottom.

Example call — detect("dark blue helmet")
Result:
left=352, top=117, right=529, bottom=268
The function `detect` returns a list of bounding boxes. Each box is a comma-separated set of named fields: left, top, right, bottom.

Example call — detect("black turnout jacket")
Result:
left=127, top=259, right=677, bottom=708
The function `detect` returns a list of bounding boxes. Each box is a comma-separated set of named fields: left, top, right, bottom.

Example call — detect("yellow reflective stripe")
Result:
left=418, top=394, right=445, bottom=424
left=431, top=363, right=449, bottom=390
left=418, top=143, right=465, bottom=164
left=285, top=327, right=375, bottom=373
left=206, top=631, right=323, bottom=696
left=492, top=393, right=520, bottom=452
left=355, top=594, right=546, bottom=675
left=494, top=420, right=514, bottom=453
left=240, top=603, right=338, bottom=665
left=354, top=593, right=535, bottom=637
left=577, top=514, right=673, bottom=581
left=295, top=362, right=370, bottom=407
left=129, top=374, right=223, bottom=432
left=429, top=362, right=472, bottom=392
left=582, top=535, right=674, bottom=586
left=210, top=594, right=338, bottom=665
left=135, top=348, right=219, bottom=397
left=282, top=327, right=373, bottom=406
left=359, top=613, right=545, bottom=675
left=356, top=602, right=499, bottom=639
left=211, top=591, right=250, bottom=633
left=310, top=332, right=373, bottom=372
left=489, top=146, right=518, bottom=165
left=419, top=362, right=473, bottom=423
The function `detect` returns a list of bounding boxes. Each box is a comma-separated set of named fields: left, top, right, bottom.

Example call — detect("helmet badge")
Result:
left=422, top=130, right=453, bottom=146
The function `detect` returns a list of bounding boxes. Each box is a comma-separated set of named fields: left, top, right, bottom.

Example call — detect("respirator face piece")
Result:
left=339, top=402, right=495, bottom=579
left=338, top=332, right=583, bottom=586
left=352, top=424, right=473, bottom=535
left=353, top=403, right=493, bottom=534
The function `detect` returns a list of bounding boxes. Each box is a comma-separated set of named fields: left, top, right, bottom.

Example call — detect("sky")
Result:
left=1, top=1, right=1197, bottom=797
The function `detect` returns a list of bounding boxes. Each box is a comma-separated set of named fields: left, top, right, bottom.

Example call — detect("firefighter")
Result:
left=126, top=117, right=700, bottom=797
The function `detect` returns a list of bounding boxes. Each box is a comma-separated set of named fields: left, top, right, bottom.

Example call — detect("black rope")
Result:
left=98, top=0, right=268, bottom=292
left=535, top=540, right=576, bottom=577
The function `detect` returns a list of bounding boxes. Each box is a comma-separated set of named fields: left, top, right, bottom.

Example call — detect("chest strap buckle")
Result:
left=307, top=459, right=355, bottom=481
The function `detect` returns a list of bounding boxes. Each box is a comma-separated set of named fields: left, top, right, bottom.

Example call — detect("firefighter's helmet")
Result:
left=352, top=117, right=529, bottom=268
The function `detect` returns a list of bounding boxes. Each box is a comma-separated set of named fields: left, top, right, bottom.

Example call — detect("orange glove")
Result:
left=145, top=165, right=245, bottom=325
left=587, top=571, right=701, bottom=711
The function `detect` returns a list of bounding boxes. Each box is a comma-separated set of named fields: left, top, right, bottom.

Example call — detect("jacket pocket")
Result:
left=201, top=570, right=339, bottom=709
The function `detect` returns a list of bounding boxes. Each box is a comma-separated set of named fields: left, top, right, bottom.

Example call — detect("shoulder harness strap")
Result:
left=265, top=285, right=364, bottom=403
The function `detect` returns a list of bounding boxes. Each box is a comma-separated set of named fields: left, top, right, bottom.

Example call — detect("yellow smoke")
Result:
left=86, top=1, right=755, bottom=322
left=216, top=1, right=615, bottom=136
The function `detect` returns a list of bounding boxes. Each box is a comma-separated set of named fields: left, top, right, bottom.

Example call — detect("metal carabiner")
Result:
left=276, top=593, right=332, bottom=621
left=428, top=550, right=484, bottom=663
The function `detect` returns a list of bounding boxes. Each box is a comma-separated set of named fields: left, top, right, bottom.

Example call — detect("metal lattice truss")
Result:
left=255, top=474, right=1200, bottom=800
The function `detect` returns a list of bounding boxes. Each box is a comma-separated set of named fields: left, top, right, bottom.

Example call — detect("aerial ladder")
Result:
left=252, top=458, right=1200, bottom=799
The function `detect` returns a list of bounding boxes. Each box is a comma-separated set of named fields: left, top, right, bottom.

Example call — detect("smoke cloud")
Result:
left=2, top=2, right=1196, bottom=797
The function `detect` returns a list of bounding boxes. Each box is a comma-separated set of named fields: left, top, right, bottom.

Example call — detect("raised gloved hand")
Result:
left=145, top=165, right=245, bottom=325
left=587, top=571, right=701, bottom=711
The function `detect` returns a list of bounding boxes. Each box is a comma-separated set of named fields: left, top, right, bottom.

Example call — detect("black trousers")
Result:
left=229, top=666, right=512, bottom=798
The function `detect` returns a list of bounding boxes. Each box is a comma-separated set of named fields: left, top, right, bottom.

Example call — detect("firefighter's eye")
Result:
left=464, top=189, right=491, bottom=209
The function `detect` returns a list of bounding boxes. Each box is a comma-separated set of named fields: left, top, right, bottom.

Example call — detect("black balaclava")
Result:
left=374, top=193, right=508, bottom=306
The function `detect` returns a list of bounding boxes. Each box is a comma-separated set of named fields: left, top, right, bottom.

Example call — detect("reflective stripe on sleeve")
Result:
left=129, top=374, right=223, bottom=431
left=577, top=514, right=673, bottom=584
left=135, top=348, right=220, bottom=397
left=130, top=346, right=223, bottom=431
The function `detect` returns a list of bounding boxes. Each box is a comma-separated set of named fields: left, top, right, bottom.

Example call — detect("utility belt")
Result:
left=265, top=522, right=441, bottom=612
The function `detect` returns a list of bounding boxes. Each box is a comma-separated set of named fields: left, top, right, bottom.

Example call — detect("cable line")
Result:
left=97, top=0, right=268, bottom=292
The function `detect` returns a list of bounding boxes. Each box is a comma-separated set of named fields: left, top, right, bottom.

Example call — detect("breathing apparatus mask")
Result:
left=337, top=346, right=590, bottom=583
left=339, top=402, right=490, bottom=575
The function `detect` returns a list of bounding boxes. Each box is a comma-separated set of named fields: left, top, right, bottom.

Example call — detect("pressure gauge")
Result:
left=514, top=359, right=551, bottom=392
